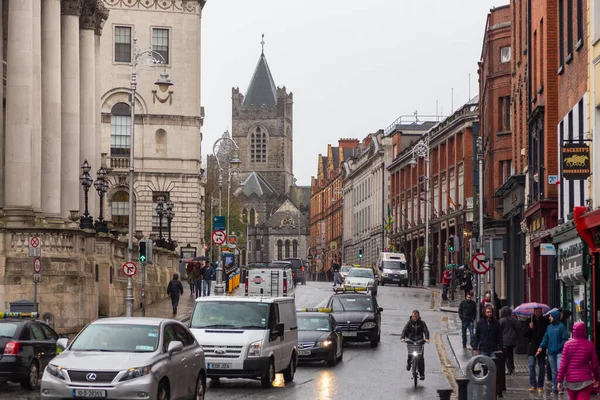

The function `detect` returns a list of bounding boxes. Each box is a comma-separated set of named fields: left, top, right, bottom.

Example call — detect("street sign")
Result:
left=540, top=243, right=556, bottom=256
left=213, top=216, right=226, bottom=231
left=29, top=236, right=41, bottom=257
left=122, top=261, right=137, bottom=277
left=33, top=257, right=42, bottom=273
left=471, top=253, right=490, bottom=275
left=228, top=235, right=237, bottom=249
left=212, top=230, right=226, bottom=245
left=548, top=175, right=559, bottom=185
left=33, top=274, right=41, bottom=283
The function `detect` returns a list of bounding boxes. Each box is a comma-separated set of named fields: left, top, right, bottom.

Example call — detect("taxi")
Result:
left=295, top=308, right=343, bottom=366
left=341, top=266, right=378, bottom=295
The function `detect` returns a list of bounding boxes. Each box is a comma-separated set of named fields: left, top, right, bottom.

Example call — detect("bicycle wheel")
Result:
left=412, top=358, right=418, bottom=388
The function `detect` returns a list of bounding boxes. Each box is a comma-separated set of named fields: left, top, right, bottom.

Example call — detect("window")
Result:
left=249, top=208, right=256, bottom=226
left=152, top=28, right=169, bottom=64
left=250, top=126, right=267, bottom=163
left=111, top=191, right=129, bottom=228
left=293, top=240, right=298, bottom=257
left=500, top=96, right=511, bottom=131
left=285, top=240, right=290, bottom=258
left=567, top=0, right=573, bottom=55
left=501, top=160, right=513, bottom=184
left=577, top=0, right=583, bottom=45
left=277, top=240, right=283, bottom=260
left=110, top=103, right=131, bottom=157
left=30, top=323, right=46, bottom=340
left=559, top=0, right=565, bottom=66
left=500, top=46, right=511, bottom=63
left=152, top=191, right=169, bottom=232
left=114, top=26, right=132, bottom=62
left=40, top=323, right=58, bottom=341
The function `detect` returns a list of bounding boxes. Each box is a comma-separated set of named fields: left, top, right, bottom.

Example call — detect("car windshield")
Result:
left=341, top=266, right=352, bottom=273
left=298, top=316, right=330, bottom=332
left=0, top=323, right=19, bottom=338
left=347, top=268, right=374, bottom=278
left=382, top=260, right=406, bottom=270
left=190, top=301, right=270, bottom=329
left=330, top=296, right=373, bottom=312
left=70, top=324, right=159, bottom=352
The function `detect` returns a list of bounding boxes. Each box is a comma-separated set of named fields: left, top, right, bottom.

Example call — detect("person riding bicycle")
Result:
left=401, top=310, right=430, bottom=380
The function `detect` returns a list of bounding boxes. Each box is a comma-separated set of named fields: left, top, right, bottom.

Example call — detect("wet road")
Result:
left=0, top=282, right=454, bottom=399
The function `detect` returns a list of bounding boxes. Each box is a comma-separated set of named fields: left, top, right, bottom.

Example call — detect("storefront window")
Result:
left=573, top=284, right=586, bottom=324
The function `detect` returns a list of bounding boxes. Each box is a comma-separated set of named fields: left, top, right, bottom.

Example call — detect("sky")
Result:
left=201, top=0, right=509, bottom=186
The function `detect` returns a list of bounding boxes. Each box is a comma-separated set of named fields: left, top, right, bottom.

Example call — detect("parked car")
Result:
left=0, top=312, right=59, bottom=390
left=283, top=258, right=308, bottom=285
left=40, top=317, right=206, bottom=400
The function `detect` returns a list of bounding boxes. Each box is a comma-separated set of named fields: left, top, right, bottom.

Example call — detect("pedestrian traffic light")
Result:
left=138, top=239, right=153, bottom=263
left=448, top=236, right=455, bottom=253
left=358, top=247, right=363, bottom=258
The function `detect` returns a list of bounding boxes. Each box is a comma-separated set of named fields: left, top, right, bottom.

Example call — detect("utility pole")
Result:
left=477, top=136, right=484, bottom=322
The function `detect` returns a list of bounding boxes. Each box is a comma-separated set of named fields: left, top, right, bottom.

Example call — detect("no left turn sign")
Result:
left=471, top=253, right=490, bottom=275
left=122, top=262, right=137, bottom=277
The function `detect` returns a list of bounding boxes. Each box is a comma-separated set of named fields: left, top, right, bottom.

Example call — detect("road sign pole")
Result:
left=490, top=238, right=495, bottom=305
left=33, top=280, right=38, bottom=313
left=450, top=251, right=455, bottom=301
left=142, top=262, right=146, bottom=317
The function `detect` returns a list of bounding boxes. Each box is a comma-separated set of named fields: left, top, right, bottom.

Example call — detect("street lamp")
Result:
left=209, top=196, right=219, bottom=259
left=79, top=160, right=94, bottom=230
left=332, top=187, right=343, bottom=262
left=165, top=199, right=175, bottom=251
left=212, top=131, right=241, bottom=295
left=93, top=166, right=109, bottom=233
left=125, top=37, right=174, bottom=317
left=409, top=137, right=431, bottom=287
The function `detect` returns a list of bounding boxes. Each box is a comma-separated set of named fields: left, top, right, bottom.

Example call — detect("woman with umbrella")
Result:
left=515, top=302, right=550, bottom=393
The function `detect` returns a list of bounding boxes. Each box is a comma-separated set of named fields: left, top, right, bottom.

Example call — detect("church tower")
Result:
left=232, top=42, right=294, bottom=196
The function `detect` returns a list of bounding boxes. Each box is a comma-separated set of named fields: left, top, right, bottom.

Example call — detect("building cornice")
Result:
left=103, top=0, right=203, bottom=15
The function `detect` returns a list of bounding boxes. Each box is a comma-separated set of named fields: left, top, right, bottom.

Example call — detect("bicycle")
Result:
left=405, top=339, right=426, bottom=388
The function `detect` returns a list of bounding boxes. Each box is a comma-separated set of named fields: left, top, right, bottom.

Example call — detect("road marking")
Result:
left=434, top=333, right=458, bottom=394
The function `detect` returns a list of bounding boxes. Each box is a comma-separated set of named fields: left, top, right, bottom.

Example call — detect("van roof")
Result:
left=380, top=252, right=406, bottom=262
left=194, top=296, right=294, bottom=304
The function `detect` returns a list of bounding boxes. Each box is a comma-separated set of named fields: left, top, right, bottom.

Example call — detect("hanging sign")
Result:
left=562, top=143, right=591, bottom=180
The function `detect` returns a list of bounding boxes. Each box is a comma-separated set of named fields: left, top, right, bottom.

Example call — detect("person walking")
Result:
left=332, top=261, right=341, bottom=287
left=458, top=292, right=477, bottom=349
left=441, top=268, right=452, bottom=301
left=473, top=305, right=502, bottom=357
left=525, top=307, right=550, bottom=394
left=556, top=322, right=600, bottom=399
left=202, top=261, right=214, bottom=296
left=192, top=259, right=204, bottom=299
left=166, top=273, right=184, bottom=315
left=537, top=309, right=569, bottom=394
left=461, top=268, right=473, bottom=299
left=186, top=261, right=195, bottom=296
left=499, top=306, right=521, bottom=375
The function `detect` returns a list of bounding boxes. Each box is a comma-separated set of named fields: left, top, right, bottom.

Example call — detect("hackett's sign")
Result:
left=562, top=143, right=591, bottom=180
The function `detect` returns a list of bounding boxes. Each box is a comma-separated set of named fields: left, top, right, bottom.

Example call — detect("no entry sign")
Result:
left=471, top=253, right=490, bottom=275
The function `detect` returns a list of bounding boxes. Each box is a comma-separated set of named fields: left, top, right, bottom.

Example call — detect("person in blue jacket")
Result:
left=536, top=309, right=569, bottom=394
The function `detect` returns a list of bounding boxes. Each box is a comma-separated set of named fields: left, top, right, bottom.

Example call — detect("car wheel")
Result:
left=195, top=372, right=206, bottom=400
left=283, top=355, right=296, bottom=382
left=398, top=283, right=402, bottom=287
left=327, top=350, right=338, bottom=367
left=337, top=346, right=344, bottom=362
left=20, top=361, right=39, bottom=390
left=157, top=381, right=170, bottom=400
left=261, top=358, right=275, bottom=388
left=380, top=282, right=385, bottom=286
left=370, top=333, right=380, bottom=348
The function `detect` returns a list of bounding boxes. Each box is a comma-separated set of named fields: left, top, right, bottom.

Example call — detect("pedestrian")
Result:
left=441, top=268, right=452, bottom=301
left=525, top=307, right=549, bottom=394
left=499, top=306, right=521, bottom=375
left=458, top=292, right=477, bottom=349
left=557, top=321, right=600, bottom=399
left=166, top=273, right=184, bottom=315
left=473, top=305, right=502, bottom=357
left=202, top=260, right=214, bottom=296
left=192, top=259, right=204, bottom=299
left=332, top=262, right=341, bottom=287
left=186, top=261, right=195, bottom=296
left=461, top=268, right=473, bottom=298
left=537, top=309, right=569, bottom=394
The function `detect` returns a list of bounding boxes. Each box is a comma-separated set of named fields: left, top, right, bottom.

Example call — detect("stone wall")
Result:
left=0, top=228, right=180, bottom=334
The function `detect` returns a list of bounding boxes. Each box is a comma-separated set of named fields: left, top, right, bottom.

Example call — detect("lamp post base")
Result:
left=423, top=264, right=431, bottom=288
left=214, top=283, right=226, bottom=296
left=125, top=276, right=134, bottom=317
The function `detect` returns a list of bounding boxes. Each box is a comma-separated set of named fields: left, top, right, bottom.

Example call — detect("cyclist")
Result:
left=401, top=310, right=430, bottom=380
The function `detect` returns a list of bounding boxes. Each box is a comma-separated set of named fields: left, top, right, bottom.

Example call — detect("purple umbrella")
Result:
left=513, top=302, right=550, bottom=317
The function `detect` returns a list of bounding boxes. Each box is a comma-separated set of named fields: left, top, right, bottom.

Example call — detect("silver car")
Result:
left=40, top=318, right=206, bottom=400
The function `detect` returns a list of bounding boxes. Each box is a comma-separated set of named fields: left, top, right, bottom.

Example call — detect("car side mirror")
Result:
left=378, top=307, right=384, bottom=313
left=167, top=341, right=183, bottom=357
left=56, top=338, right=69, bottom=350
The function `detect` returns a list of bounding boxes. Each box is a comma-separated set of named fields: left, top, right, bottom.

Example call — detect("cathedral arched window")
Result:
left=250, top=126, right=267, bottom=163
left=293, top=240, right=298, bottom=258
left=285, top=240, right=291, bottom=258
left=277, top=240, right=283, bottom=260
left=249, top=208, right=256, bottom=227
left=110, top=103, right=131, bottom=157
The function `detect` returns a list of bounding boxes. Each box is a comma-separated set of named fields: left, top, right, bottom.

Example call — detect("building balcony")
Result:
left=109, top=156, right=130, bottom=170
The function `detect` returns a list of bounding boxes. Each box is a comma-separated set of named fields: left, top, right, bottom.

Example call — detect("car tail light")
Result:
left=283, top=278, right=288, bottom=296
left=4, top=341, right=20, bottom=355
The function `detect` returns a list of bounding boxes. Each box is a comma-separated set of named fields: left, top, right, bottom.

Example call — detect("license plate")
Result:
left=208, top=363, right=231, bottom=369
left=298, top=350, right=311, bottom=356
left=342, top=331, right=357, bottom=337
left=73, top=389, right=107, bottom=398
left=393, top=278, right=400, bottom=281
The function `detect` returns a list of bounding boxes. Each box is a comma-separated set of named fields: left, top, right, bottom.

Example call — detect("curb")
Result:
left=445, top=333, right=466, bottom=376
left=439, top=306, right=459, bottom=313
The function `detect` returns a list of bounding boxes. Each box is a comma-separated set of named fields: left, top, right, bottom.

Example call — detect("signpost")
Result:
left=29, top=237, right=41, bottom=312
left=212, top=230, right=226, bottom=245
left=471, top=253, right=490, bottom=275
left=29, top=237, right=41, bottom=257
left=228, top=235, right=237, bottom=249
left=213, top=216, right=226, bottom=231
left=122, top=261, right=137, bottom=277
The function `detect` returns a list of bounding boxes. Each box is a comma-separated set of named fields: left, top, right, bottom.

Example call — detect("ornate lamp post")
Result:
left=409, top=137, right=431, bottom=287
left=155, top=196, right=166, bottom=248
left=79, top=160, right=94, bottom=230
left=165, top=199, right=175, bottom=251
left=93, top=166, right=109, bottom=233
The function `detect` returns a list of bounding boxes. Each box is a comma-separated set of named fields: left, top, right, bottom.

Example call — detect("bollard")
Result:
left=437, top=389, right=453, bottom=400
left=456, top=377, right=469, bottom=400
left=465, top=355, right=496, bottom=400
left=494, top=350, right=507, bottom=392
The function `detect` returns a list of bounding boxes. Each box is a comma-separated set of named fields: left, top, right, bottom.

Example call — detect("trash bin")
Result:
left=10, top=300, right=37, bottom=313
left=465, top=354, right=497, bottom=400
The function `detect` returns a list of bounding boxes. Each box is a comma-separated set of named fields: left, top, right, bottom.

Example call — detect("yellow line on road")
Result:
left=434, top=333, right=458, bottom=396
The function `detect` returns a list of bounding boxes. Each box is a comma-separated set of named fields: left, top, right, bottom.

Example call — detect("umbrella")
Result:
left=513, top=302, right=550, bottom=317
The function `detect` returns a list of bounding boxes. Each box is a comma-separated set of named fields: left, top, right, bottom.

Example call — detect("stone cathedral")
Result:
left=232, top=47, right=310, bottom=264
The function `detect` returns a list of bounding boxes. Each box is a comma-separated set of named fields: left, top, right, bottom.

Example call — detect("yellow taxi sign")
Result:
left=334, top=286, right=369, bottom=293
left=0, top=312, right=38, bottom=319
left=296, top=307, right=332, bottom=313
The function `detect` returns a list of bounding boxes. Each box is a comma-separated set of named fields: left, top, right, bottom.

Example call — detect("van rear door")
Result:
left=246, top=269, right=282, bottom=297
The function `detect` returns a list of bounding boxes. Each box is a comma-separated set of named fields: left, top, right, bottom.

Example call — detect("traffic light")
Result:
left=358, top=247, right=363, bottom=258
left=138, top=239, right=153, bottom=263
left=448, top=236, right=455, bottom=253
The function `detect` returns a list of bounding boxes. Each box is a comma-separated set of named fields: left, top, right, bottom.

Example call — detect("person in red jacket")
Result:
left=557, top=322, right=599, bottom=399
left=441, top=269, right=452, bottom=300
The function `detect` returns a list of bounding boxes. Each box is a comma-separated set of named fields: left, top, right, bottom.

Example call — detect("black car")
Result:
left=326, top=291, right=383, bottom=348
left=296, top=311, right=343, bottom=366
left=0, top=314, right=59, bottom=390
left=283, top=258, right=307, bottom=285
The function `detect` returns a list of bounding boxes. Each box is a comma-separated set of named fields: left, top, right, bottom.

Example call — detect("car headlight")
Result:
left=383, top=273, right=388, bottom=277
left=46, top=364, right=65, bottom=380
left=361, top=321, right=376, bottom=329
left=119, top=366, right=152, bottom=382
left=367, top=281, right=374, bottom=286
left=317, top=340, right=332, bottom=347
left=247, top=340, right=262, bottom=357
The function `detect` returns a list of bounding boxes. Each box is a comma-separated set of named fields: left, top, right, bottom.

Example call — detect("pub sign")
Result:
left=562, top=143, right=591, bottom=180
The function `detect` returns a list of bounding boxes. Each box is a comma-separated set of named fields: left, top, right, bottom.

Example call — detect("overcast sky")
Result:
left=201, top=0, right=509, bottom=186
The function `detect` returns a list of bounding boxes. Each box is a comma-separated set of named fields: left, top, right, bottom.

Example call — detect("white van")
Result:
left=189, top=296, right=298, bottom=388
left=245, top=266, right=295, bottom=297
left=377, top=252, right=409, bottom=286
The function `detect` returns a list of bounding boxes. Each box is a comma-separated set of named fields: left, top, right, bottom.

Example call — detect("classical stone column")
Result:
left=32, top=0, right=42, bottom=213
left=4, top=0, right=34, bottom=214
left=41, top=0, right=63, bottom=219
left=79, top=1, right=97, bottom=220
left=95, top=4, right=109, bottom=177
left=60, top=0, right=82, bottom=218
left=0, top=0, right=5, bottom=209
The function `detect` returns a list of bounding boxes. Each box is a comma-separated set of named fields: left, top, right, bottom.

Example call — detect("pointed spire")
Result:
left=261, top=33, right=265, bottom=55
left=242, top=37, right=277, bottom=110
